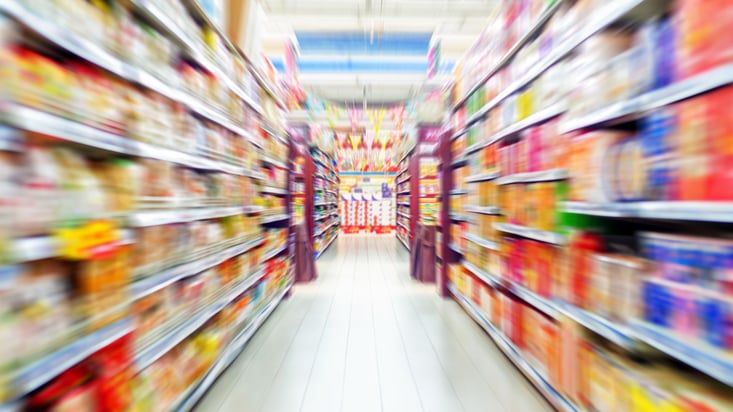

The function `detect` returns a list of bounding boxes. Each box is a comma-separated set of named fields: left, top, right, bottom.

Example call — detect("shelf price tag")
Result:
left=55, top=220, right=122, bottom=260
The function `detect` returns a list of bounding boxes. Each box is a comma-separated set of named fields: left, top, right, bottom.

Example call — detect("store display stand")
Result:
left=397, top=124, right=441, bottom=277
left=436, top=125, right=454, bottom=297
left=0, top=0, right=295, bottom=409
left=395, top=146, right=414, bottom=250
left=308, top=147, right=340, bottom=260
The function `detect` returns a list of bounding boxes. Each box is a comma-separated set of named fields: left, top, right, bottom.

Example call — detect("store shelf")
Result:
left=10, top=229, right=134, bottom=264
left=395, top=172, right=411, bottom=184
left=135, top=268, right=266, bottom=371
left=0, top=2, right=263, bottom=142
left=450, top=189, right=469, bottom=196
left=261, top=122, right=288, bottom=145
left=494, top=223, right=567, bottom=245
left=174, top=282, right=290, bottom=411
left=397, top=234, right=410, bottom=251
left=467, top=103, right=566, bottom=155
left=261, top=186, right=288, bottom=196
left=452, top=0, right=565, bottom=111
left=465, top=171, right=501, bottom=183
left=244, top=206, right=266, bottom=214
left=495, top=168, right=568, bottom=185
left=449, top=214, right=470, bottom=222
left=465, top=102, right=567, bottom=156
left=315, top=234, right=338, bottom=259
left=557, top=302, right=638, bottom=350
left=451, top=155, right=468, bottom=167
left=560, top=63, right=733, bottom=134
left=261, top=214, right=289, bottom=224
left=132, top=236, right=264, bottom=300
left=251, top=67, right=286, bottom=110
left=314, top=200, right=337, bottom=207
left=563, top=201, right=733, bottom=223
left=461, top=260, right=501, bottom=288
left=0, top=104, right=257, bottom=177
left=398, top=144, right=416, bottom=164
left=397, top=202, right=410, bottom=207
left=463, top=0, right=647, bottom=129
left=462, top=259, right=639, bottom=349
left=314, top=213, right=331, bottom=221
left=316, top=173, right=339, bottom=184
left=397, top=190, right=411, bottom=195
left=314, top=220, right=338, bottom=237
left=463, top=205, right=502, bottom=216
left=449, top=285, right=579, bottom=412
left=130, top=0, right=262, bottom=116
left=508, top=283, right=562, bottom=319
left=5, top=318, right=133, bottom=401
left=448, top=243, right=464, bottom=254
left=630, top=320, right=733, bottom=387
left=127, top=206, right=244, bottom=227
left=9, top=236, right=59, bottom=263
left=261, top=156, right=288, bottom=169
left=396, top=221, right=408, bottom=230
left=396, top=210, right=410, bottom=219
left=180, top=0, right=271, bottom=108
left=262, top=243, right=289, bottom=261
left=463, top=233, right=500, bottom=251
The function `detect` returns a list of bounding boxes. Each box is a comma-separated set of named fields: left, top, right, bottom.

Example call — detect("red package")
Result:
left=508, top=297, right=524, bottom=349
left=676, top=0, right=733, bottom=78
left=90, top=334, right=134, bottom=412
left=26, top=366, right=98, bottom=412
left=568, top=231, right=602, bottom=309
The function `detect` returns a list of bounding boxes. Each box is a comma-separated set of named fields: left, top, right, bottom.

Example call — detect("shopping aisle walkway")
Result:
left=194, top=234, right=552, bottom=412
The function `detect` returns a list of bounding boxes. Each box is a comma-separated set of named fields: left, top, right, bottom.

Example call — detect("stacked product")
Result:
left=0, top=0, right=293, bottom=409
left=340, top=196, right=366, bottom=233
left=419, top=158, right=440, bottom=225
left=445, top=0, right=733, bottom=410
left=339, top=176, right=395, bottom=234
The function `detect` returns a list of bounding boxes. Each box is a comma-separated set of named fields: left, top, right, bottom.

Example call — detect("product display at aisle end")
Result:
left=339, top=173, right=395, bottom=234
left=445, top=0, right=733, bottom=410
left=0, top=0, right=294, bottom=410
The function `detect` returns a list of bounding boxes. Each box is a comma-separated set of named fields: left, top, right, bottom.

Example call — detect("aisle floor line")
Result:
left=366, top=237, right=425, bottom=412
left=370, top=236, right=470, bottom=412
left=195, top=236, right=345, bottom=412
left=299, top=235, right=357, bottom=412
left=257, top=237, right=352, bottom=412
left=193, top=233, right=552, bottom=412
left=377, top=237, right=551, bottom=411
left=341, top=235, right=382, bottom=412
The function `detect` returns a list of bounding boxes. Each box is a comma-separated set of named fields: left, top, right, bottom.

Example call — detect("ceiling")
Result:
left=257, top=0, right=495, bottom=104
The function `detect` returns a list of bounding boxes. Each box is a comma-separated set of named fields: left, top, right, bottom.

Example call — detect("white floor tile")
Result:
left=193, top=233, right=553, bottom=412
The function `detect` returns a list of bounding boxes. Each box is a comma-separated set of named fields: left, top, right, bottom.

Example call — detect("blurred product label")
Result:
left=55, top=220, right=121, bottom=260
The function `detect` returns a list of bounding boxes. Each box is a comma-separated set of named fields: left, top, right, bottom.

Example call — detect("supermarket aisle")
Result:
left=194, top=234, right=552, bottom=412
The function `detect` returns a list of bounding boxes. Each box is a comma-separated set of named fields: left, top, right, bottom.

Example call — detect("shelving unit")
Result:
left=394, top=125, right=442, bottom=252
left=0, top=0, right=294, bottom=409
left=443, top=0, right=733, bottom=409
left=305, top=147, right=340, bottom=259
left=394, top=145, right=414, bottom=250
